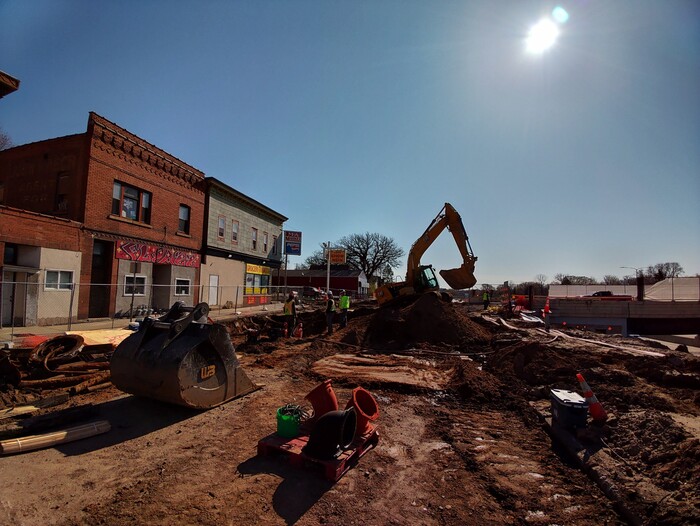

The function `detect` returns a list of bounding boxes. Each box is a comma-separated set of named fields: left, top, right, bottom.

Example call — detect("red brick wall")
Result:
left=84, top=113, right=205, bottom=253
left=0, top=206, right=84, bottom=251
left=0, top=135, right=89, bottom=221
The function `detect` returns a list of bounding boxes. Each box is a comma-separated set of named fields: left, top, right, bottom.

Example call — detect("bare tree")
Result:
left=302, top=249, right=327, bottom=268
left=646, top=262, right=684, bottom=282
left=603, top=275, right=622, bottom=285
left=380, top=264, right=395, bottom=283
left=302, top=233, right=405, bottom=280
left=535, top=274, right=548, bottom=288
left=0, top=126, right=12, bottom=150
left=338, top=232, right=404, bottom=280
left=555, top=274, right=597, bottom=285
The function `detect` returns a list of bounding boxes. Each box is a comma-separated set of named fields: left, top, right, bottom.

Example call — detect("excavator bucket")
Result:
left=110, top=302, right=258, bottom=409
left=439, top=260, right=477, bottom=290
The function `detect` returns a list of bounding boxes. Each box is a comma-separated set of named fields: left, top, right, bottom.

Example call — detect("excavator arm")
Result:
left=405, top=203, right=477, bottom=290
left=374, top=202, right=477, bottom=305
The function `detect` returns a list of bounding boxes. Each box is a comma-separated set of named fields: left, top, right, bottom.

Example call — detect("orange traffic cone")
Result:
left=576, top=373, right=607, bottom=422
left=293, top=322, right=303, bottom=338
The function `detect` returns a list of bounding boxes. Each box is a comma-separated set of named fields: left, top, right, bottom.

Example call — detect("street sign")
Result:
left=284, top=230, right=302, bottom=255
left=327, top=249, right=346, bottom=264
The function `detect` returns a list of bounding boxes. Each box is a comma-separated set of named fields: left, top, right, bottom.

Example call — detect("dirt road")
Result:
left=1, top=296, right=698, bottom=525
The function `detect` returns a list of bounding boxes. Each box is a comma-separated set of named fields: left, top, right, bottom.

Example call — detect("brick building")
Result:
left=0, top=112, right=205, bottom=321
left=0, top=206, right=85, bottom=326
left=272, top=266, right=369, bottom=296
left=201, top=178, right=287, bottom=307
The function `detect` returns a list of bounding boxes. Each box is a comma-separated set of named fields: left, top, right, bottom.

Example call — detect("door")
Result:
left=89, top=240, right=113, bottom=318
left=1, top=271, right=13, bottom=326
left=208, top=275, right=219, bottom=306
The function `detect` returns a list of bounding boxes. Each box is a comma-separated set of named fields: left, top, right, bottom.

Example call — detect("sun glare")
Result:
left=525, top=18, right=560, bottom=54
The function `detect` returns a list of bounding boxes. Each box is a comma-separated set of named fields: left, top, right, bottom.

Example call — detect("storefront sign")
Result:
left=327, top=249, right=346, bottom=264
left=246, top=264, right=271, bottom=275
left=284, top=230, right=302, bottom=256
left=116, top=240, right=201, bottom=268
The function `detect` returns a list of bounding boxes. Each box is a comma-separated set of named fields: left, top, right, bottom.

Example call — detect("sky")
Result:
left=1, top=0, right=699, bottom=286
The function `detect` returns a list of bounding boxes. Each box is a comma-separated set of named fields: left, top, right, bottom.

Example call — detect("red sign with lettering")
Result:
left=116, top=240, right=201, bottom=268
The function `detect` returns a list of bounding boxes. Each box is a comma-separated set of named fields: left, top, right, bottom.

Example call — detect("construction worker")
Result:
left=339, top=290, right=350, bottom=328
left=482, top=290, right=490, bottom=310
left=325, top=291, right=336, bottom=335
left=283, top=292, right=296, bottom=337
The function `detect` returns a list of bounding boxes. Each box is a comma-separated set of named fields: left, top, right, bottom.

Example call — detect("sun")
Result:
left=525, top=18, right=560, bottom=54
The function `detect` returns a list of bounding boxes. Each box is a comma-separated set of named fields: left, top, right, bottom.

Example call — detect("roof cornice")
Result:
left=206, top=177, right=288, bottom=222
left=88, top=112, right=204, bottom=187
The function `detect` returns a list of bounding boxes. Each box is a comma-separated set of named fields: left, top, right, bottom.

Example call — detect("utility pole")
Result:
left=325, top=241, right=331, bottom=292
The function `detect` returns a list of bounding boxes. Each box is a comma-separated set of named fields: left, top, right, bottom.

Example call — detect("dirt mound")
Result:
left=486, top=341, right=589, bottom=388
left=357, top=293, right=491, bottom=351
left=448, top=358, right=507, bottom=405
left=486, top=341, right=698, bottom=414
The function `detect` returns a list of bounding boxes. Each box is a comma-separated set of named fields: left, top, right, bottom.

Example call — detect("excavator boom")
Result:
left=375, top=202, right=477, bottom=305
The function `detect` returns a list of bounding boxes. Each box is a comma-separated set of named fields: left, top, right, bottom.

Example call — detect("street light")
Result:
left=620, top=266, right=641, bottom=276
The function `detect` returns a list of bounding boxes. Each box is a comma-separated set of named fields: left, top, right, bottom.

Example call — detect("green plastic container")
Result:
left=276, top=407, right=300, bottom=438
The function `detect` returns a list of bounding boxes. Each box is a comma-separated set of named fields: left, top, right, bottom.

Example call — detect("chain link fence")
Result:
left=0, top=280, right=372, bottom=334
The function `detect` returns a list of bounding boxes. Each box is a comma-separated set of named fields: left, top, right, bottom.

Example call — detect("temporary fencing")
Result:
left=0, top=280, right=371, bottom=336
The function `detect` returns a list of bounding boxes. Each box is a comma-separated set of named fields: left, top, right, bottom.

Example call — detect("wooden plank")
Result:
left=65, top=329, right=133, bottom=347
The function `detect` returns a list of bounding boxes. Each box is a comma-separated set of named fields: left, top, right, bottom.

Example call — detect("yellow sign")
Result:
left=246, top=264, right=271, bottom=275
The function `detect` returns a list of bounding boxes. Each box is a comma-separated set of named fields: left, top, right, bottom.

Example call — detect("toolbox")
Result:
left=550, top=389, right=588, bottom=429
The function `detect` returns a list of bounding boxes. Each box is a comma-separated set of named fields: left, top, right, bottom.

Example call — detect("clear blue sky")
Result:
left=1, top=0, right=698, bottom=286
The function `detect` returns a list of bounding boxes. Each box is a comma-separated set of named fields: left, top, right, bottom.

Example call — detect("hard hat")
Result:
left=327, top=291, right=333, bottom=297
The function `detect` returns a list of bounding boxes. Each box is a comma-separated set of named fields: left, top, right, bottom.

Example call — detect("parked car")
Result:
left=303, top=286, right=324, bottom=299
left=582, top=290, right=634, bottom=301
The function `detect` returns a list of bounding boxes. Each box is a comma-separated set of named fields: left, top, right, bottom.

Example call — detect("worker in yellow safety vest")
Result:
left=339, top=290, right=350, bottom=328
left=482, top=291, right=490, bottom=310
left=283, top=292, right=297, bottom=337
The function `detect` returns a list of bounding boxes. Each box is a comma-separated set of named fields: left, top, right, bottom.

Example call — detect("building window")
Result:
left=55, top=172, right=70, bottom=214
left=263, top=232, right=268, bottom=253
left=218, top=216, right=226, bottom=239
left=124, top=275, right=146, bottom=296
left=175, top=278, right=191, bottom=295
left=272, top=235, right=278, bottom=255
left=3, top=243, right=17, bottom=265
left=251, top=228, right=258, bottom=250
left=231, top=220, right=239, bottom=243
left=178, top=205, right=190, bottom=234
left=112, top=181, right=151, bottom=224
left=45, top=270, right=73, bottom=290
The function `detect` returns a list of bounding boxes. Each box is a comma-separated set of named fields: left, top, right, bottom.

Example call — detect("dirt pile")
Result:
left=356, top=293, right=491, bottom=351
left=448, top=358, right=507, bottom=406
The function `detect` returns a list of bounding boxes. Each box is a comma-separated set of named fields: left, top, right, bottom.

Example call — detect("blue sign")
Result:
left=284, top=231, right=302, bottom=255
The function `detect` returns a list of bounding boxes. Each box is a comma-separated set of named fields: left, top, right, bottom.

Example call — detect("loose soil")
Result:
left=1, top=296, right=698, bottom=525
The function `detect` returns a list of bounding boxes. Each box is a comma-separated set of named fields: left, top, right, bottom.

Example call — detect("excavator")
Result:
left=375, top=203, right=477, bottom=305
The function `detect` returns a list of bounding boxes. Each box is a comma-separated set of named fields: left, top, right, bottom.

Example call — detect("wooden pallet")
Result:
left=257, top=428, right=379, bottom=481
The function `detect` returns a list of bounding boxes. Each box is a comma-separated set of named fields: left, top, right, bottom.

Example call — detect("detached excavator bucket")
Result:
left=439, top=260, right=477, bottom=290
left=110, top=302, right=258, bottom=409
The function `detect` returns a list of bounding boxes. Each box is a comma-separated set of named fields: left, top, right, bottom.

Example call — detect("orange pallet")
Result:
left=257, top=428, right=379, bottom=481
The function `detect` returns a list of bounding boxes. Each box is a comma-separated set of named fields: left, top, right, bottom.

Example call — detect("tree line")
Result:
left=294, top=229, right=689, bottom=295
